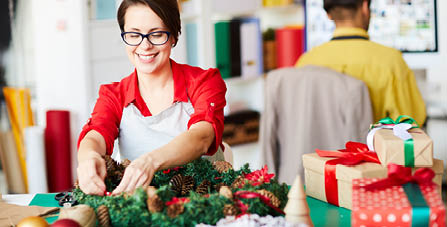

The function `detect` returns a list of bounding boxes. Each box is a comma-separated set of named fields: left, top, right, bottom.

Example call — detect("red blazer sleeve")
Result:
left=77, top=84, right=123, bottom=155
left=187, top=68, right=227, bottom=156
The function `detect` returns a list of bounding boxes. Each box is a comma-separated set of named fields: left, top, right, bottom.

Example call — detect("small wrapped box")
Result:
left=303, top=153, right=444, bottom=210
left=372, top=127, right=433, bottom=167
left=352, top=176, right=445, bottom=226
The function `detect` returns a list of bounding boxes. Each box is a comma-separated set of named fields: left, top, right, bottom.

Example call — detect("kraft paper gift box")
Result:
left=302, top=153, right=444, bottom=210
left=367, top=116, right=433, bottom=167
left=371, top=127, right=433, bottom=167
left=351, top=167, right=445, bottom=227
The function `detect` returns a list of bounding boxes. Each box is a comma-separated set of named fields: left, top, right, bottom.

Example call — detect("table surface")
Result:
left=22, top=193, right=351, bottom=226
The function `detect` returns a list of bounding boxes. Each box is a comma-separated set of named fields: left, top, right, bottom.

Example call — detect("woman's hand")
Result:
left=77, top=151, right=107, bottom=195
left=112, top=154, right=157, bottom=195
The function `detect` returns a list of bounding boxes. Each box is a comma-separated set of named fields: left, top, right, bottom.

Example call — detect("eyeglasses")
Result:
left=121, top=31, right=171, bottom=46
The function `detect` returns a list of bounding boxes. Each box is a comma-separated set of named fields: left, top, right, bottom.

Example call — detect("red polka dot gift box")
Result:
left=352, top=165, right=445, bottom=227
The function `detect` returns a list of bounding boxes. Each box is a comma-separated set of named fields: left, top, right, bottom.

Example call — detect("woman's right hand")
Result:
left=77, top=151, right=107, bottom=195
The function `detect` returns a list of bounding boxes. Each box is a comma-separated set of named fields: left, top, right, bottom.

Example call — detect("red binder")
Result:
left=275, top=27, right=304, bottom=68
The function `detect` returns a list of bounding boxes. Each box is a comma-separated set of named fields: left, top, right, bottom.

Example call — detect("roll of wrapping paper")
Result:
left=275, top=26, right=305, bottom=68
left=0, top=130, right=27, bottom=193
left=3, top=87, right=35, bottom=192
left=45, top=110, right=72, bottom=192
left=25, top=126, right=48, bottom=193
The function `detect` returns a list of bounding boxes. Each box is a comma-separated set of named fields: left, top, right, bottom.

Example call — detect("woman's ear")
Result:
left=170, top=36, right=176, bottom=47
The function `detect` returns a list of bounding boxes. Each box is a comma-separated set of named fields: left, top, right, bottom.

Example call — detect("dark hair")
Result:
left=323, top=0, right=371, bottom=13
left=117, top=0, right=181, bottom=46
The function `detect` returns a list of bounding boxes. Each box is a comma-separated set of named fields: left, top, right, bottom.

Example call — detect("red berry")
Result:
left=51, top=219, right=80, bottom=227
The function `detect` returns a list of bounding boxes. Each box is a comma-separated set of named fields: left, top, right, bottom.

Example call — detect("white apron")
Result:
left=118, top=101, right=224, bottom=162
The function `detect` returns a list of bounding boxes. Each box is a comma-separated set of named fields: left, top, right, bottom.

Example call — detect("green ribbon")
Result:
left=402, top=183, right=430, bottom=227
left=404, top=139, right=415, bottom=167
left=375, top=115, right=420, bottom=128
left=372, top=115, right=419, bottom=167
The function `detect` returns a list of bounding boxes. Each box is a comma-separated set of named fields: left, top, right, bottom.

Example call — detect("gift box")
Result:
left=372, top=127, right=433, bottom=167
left=367, top=116, right=433, bottom=167
left=303, top=153, right=444, bottom=210
left=303, top=153, right=387, bottom=210
left=352, top=166, right=445, bottom=227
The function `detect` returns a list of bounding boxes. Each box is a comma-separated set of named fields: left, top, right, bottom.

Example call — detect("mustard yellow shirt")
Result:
left=296, top=27, right=426, bottom=125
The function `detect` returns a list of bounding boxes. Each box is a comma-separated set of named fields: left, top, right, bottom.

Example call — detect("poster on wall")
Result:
left=305, top=0, right=438, bottom=52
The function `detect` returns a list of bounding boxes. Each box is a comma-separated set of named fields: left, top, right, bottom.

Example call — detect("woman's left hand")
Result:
left=112, top=154, right=157, bottom=195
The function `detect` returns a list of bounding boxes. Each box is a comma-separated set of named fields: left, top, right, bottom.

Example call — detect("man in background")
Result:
left=296, top=0, right=426, bottom=125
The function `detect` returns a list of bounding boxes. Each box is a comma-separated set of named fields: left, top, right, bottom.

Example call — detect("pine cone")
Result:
left=169, top=174, right=184, bottom=194
left=146, top=186, right=157, bottom=197
left=231, top=176, right=247, bottom=189
left=214, top=182, right=226, bottom=192
left=213, top=161, right=233, bottom=173
left=104, top=155, right=118, bottom=172
left=147, top=195, right=164, bottom=213
left=222, top=204, right=238, bottom=216
left=181, top=176, right=195, bottom=196
left=256, top=189, right=281, bottom=207
left=170, top=174, right=195, bottom=196
left=113, top=170, right=124, bottom=184
left=219, top=186, right=233, bottom=199
left=97, top=205, right=110, bottom=227
left=167, top=203, right=184, bottom=218
left=121, top=159, right=131, bottom=168
left=195, top=180, right=211, bottom=195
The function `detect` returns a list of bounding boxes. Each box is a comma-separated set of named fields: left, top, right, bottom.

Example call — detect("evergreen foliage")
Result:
left=73, top=158, right=288, bottom=226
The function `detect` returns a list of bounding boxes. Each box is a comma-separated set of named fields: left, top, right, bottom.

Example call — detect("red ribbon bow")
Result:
left=233, top=191, right=285, bottom=217
left=359, top=163, right=435, bottom=191
left=315, top=141, right=381, bottom=206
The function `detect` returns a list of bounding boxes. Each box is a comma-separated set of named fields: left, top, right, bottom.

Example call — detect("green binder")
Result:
left=214, top=21, right=231, bottom=79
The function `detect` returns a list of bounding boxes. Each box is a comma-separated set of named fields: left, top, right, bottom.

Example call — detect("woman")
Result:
left=77, top=0, right=226, bottom=195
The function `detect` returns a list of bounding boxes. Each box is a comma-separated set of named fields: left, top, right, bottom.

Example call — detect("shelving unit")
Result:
left=174, top=0, right=305, bottom=169
left=177, top=0, right=304, bottom=115
left=179, top=0, right=303, bottom=70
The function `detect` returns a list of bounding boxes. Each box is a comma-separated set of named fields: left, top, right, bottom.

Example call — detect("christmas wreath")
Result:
left=73, top=157, right=289, bottom=226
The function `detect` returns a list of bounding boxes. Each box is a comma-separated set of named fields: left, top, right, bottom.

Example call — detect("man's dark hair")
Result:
left=117, top=0, right=181, bottom=46
left=323, top=0, right=371, bottom=13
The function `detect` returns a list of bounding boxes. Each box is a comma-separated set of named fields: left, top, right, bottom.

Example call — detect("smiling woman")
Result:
left=76, top=0, right=227, bottom=196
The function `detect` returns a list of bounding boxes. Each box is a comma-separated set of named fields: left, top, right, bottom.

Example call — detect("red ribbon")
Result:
left=358, top=163, right=435, bottom=191
left=233, top=191, right=285, bottom=217
left=315, top=141, right=381, bottom=206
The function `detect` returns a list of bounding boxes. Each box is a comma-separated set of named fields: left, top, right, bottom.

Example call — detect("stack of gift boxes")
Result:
left=302, top=116, right=445, bottom=227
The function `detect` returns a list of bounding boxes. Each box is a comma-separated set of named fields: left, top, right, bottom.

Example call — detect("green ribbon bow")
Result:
left=375, top=115, right=420, bottom=128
